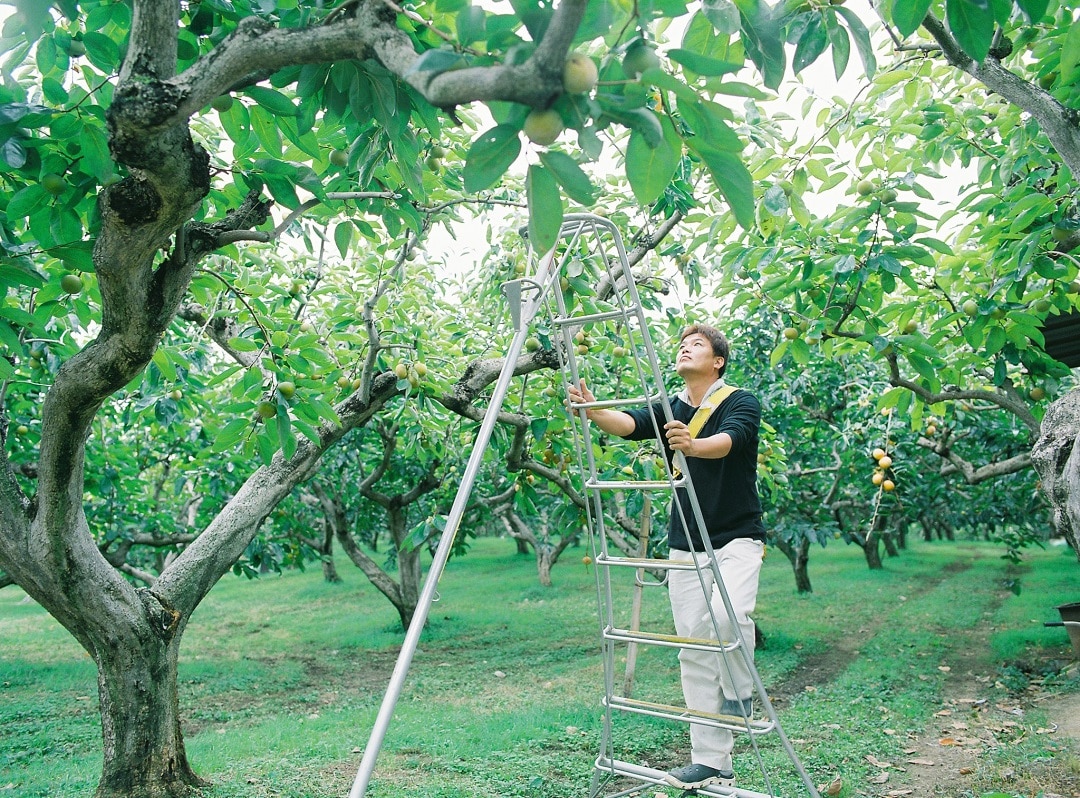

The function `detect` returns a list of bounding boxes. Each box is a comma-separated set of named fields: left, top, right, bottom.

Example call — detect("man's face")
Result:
left=675, top=333, right=724, bottom=379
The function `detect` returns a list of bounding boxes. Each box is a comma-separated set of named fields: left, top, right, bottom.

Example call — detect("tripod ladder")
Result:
left=348, top=214, right=819, bottom=798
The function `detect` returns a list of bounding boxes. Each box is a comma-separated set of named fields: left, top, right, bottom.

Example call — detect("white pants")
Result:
left=668, top=539, right=764, bottom=771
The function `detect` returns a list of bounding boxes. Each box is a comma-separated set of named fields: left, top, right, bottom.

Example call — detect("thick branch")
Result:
left=917, top=435, right=1033, bottom=484
left=884, top=350, right=1040, bottom=435
left=921, top=13, right=1080, bottom=176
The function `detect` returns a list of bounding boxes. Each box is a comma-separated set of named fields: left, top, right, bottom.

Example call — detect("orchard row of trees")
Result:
left=1, top=0, right=1079, bottom=796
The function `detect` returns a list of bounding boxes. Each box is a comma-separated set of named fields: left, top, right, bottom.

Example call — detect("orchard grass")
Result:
left=1, top=537, right=1077, bottom=798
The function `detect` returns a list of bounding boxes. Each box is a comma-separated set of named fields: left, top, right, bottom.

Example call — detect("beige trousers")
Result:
left=668, top=539, right=765, bottom=771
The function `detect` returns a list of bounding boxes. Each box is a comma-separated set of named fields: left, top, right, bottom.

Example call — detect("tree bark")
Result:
left=772, top=536, right=813, bottom=594
left=1032, top=388, right=1080, bottom=561
left=94, top=612, right=205, bottom=798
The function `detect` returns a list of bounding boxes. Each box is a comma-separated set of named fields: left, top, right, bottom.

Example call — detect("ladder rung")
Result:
left=586, top=478, right=686, bottom=490
left=553, top=308, right=635, bottom=325
left=603, top=696, right=775, bottom=735
left=595, top=553, right=700, bottom=571
left=569, top=394, right=659, bottom=410
left=603, top=625, right=740, bottom=654
left=594, top=757, right=780, bottom=797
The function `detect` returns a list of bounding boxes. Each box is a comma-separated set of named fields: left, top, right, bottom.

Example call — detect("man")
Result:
left=567, top=323, right=766, bottom=793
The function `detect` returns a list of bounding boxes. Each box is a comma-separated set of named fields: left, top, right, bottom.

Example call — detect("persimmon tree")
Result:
left=659, top=0, right=1080, bottom=560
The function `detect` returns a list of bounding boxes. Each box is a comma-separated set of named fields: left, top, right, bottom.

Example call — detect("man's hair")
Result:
left=680, top=324, right=730, bottom=377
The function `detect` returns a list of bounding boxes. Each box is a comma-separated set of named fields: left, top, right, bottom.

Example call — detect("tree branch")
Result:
left=920, top=13, right=1080, bottom=177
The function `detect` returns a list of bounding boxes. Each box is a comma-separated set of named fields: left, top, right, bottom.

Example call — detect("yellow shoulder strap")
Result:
left=687, top=385, right=739, bottom=438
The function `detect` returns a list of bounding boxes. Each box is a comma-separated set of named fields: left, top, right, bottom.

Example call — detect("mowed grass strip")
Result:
left=1, top=537, right=1077, bottom=797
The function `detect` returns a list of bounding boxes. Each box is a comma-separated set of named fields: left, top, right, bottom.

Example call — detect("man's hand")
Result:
left=566, top=379, right=595, bottom=416
left=664, top=420, right=696, bottom=456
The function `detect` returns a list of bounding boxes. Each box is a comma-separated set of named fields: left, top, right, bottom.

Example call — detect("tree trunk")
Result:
left=94, top=628, right=206, bottom=798
left=771, top=536, right=813, bottom=593
left=536, top=546, right=553, bottom=587
left=863, top=526, right=883, bottom=570
left=1032, top=388, right=1080, bottom=561
left=310, top=483, right=343, bottom=584
left=320, top=523, right=342, bottom=584
left=389, top=507, right=421, bottom=629
left=882, top=530, right=899, bottom=558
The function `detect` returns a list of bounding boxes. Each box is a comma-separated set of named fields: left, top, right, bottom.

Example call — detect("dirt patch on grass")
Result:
left=870, top=636, right=1080, bottom=798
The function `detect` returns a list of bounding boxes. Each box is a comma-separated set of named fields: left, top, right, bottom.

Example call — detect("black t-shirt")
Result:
left=623, top=389, right=766, bottom=551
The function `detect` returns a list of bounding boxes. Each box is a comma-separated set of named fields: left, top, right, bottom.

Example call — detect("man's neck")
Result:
left=683, top=374, right=719, bottom=407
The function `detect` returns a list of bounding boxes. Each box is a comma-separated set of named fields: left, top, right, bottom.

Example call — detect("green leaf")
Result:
left=82, top=31, right=120, bottom=72
left=509, top=0, right=552, bottom=43
left=463, top=125, right=521, bottom=193
left=245, top=86, right=298, bottom=116
left=278, top=410, right=297, bottom=460
left=626, top=116, right=682, bottom=206
left=889, top=0, right=933, bottom=37
left=80, top=123, right=113, bottom=181
left=834, top=6, right=876, bottom=77
left=825, top=11, right=850, bottom=78
left=770, top=339, right=789, bottom=367
left=6, top=185, right=50, bottom=220
left=735, top=0, right=786, bottom=89
left=334, top=222, right=353, bottom=259
left=1061, top=19, right=1080, bottom=83
left=526, top=164, right=563, bottom=254
left=538, top=150, right=597, bottom=207
left=688, top=142, right=754, bottom=229
left=944, top=0, right=995, bottom=62
left=600, top=106, right=664, bottom=147
left=679, top=99, right=744, bottom=150
left=456, top=5, right=486, bottom=45
left=667, top=48, right=743, bottom=76
left=211, top=418, right=251, bottom=453
left=701, top=0, right=740, bottom=33
left=793, top=13, right=829, bottom=74
left=1015, top=0, right=1049, bottom=22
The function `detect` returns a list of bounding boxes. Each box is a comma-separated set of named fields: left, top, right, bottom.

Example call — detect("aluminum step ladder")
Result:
left=539, top=215, right=819, bottom=798
left=347, top=214, right=819, bottom=798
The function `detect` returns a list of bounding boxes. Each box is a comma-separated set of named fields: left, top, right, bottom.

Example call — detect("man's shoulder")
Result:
left=724, top=386, right=760, bottom=408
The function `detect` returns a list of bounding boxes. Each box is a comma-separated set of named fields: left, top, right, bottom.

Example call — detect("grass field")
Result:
left=1, top=536, right=1078, bottom=798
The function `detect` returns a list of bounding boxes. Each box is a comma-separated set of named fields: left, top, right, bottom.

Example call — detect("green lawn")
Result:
left=1, top=536, right=1077, bottom=798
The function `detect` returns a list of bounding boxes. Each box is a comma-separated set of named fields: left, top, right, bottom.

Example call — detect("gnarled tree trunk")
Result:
left=1032, top=388, right=1080, bottom=561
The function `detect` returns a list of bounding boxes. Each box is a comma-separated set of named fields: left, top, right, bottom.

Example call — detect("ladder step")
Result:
left=595, top=553, right=702, bottom=571
left=603, top=696, right=773, bottom=735
left=569, top=394, right=660, bottom=410
left=553, top=308, right=636, bottom=325
left=586, top=477, right=686, bottom=491
left=603, top=625, right=741, bottom=654
left=594, top=756, right=780, bottom=797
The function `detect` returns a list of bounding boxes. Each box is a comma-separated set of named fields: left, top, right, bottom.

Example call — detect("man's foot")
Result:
left=664, top=763, right=735, bottom=790
left=720, top=697, right=753, bottom=718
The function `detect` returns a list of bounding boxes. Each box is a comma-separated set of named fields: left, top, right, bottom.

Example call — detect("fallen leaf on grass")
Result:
left=869, top=772, right=890, bottom=784
left=907, top=758, right=936, bottom=766
left=939, top=737, right=959, bottom=746
left=1036, top=725, right=1058, bottom=734
left=938, top=665, right=951, bottom=672
left=959, top=767, right=974, bottom=775
left=885, top=790, right=913, bottom=796
left=933, top=709, right=953, bottom=716
left=866, top=754, right=892, bottom=768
